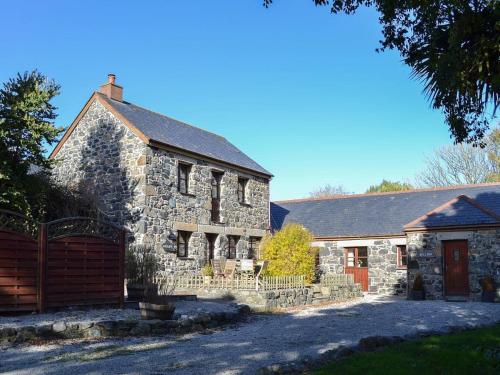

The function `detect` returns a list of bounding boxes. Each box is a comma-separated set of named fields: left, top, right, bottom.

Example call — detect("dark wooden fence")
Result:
left=0, top=210, right=38, bottom=312
left=0, top=211, right=125, bottom=313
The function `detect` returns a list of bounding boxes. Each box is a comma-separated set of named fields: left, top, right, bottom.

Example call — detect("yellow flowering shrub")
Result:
left=261, top=223, right=318, bottom=283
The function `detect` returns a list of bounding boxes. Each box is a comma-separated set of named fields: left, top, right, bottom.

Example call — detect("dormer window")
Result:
left=237, top=177, right=248, bottom=204
left=178, top=163, right=191, bottom=194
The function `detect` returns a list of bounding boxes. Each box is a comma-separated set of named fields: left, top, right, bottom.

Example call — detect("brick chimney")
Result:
left=99, top=73, right=123, bottom=101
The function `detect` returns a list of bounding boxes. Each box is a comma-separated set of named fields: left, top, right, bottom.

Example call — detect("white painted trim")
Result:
left=312, top=237, right=406, bottom=247
left=436, top=231, right=473, bottom=241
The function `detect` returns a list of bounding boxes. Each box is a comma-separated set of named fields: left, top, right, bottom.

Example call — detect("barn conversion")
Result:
left=271, top=183, right=500, bottom=300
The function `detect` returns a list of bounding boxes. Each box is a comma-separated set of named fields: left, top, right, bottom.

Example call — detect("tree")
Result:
left=365, top=180, right=413, bottom=193
left=486, top=128, right=500, bottom=182
left=263, top=1, right=499, bottom=145
left=417, top=131, right=500, bottom=187
left=261, top=223, right=318, bottom=283
left=0, top=71, right=63, bottom=215
left=309, top=183, right=351, bottom=198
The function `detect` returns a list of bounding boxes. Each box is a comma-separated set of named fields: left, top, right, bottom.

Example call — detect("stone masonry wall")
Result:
left=407, top=229, right=500, bottom=301
left=143, top=146, right=269, bottom=274
left=51, top=100, right=148, bottom=240
left=318, top=239, right=407, bottom=296
left=52, top=98, right=270, bottom=275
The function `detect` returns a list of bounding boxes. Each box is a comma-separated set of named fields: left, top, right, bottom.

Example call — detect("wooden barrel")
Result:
left=139, top=301, right=176, bottom=320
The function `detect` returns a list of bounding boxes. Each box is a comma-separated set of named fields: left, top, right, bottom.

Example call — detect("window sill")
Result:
left=177, top=257, right=195, bottom=261
left=211, top=221, right=226, bottom=225
left=397, top=266, right=407, bottom=270
left=239, top=202, right=252, bottom=208
left=179, top=192, right=196, bottom=198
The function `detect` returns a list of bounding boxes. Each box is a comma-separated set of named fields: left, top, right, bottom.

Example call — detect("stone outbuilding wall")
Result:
left=406, top=229, right=500, bottom=301
left=315, top=238, right=408, bottom=296
left=52, top=99, right=270, bottom=275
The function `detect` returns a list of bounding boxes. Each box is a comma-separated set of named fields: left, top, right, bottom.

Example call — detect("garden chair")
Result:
left=211, top=259, right=225, bottom=277
left=223, top=259, right=237, bottom=278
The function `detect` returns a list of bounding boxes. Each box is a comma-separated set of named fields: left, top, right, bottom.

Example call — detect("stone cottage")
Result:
left=271, top=184, right=500, bottom=300
left=51, top=74, right=272, bottom=274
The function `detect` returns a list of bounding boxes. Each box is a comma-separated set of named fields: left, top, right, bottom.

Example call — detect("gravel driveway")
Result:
left=1, top=296, right=499, bottom=375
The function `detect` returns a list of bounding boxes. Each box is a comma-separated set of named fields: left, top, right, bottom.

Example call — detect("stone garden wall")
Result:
left=181, top=284, right=363, bottom=311
left=0, top=306, right=249, bottom=345
left=407, top=229, right=500, bottom=300
left=317, top=238, right=407, bottom=296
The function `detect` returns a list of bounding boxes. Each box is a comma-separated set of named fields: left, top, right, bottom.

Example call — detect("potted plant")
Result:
left=411, top=273, right=425, bottom=300
left=201, top=264, right=214, bottom=284
left=125, top=244, right=158, bottom=301
left=139, top=272, right=177, bottom=320
left=479, top=276, right=496, bottom=303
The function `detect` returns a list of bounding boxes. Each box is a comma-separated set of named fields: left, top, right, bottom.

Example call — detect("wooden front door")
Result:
left=443, top=240, right=469, bottom=296
left=344, top=247, right=369, bottom=291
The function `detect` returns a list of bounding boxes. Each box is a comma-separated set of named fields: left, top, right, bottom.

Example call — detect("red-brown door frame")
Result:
left=443, top=240, right=469, bottom=297
left=344, top=247, right=369, bottom=291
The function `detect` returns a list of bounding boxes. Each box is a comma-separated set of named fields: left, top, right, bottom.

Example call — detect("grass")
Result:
left=315, top=324, right=500, bottom=375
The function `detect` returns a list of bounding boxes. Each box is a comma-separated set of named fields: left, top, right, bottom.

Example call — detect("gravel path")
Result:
left=0, top=300, right=239, bottom=329
left=1, top=296, right=499, bottom=375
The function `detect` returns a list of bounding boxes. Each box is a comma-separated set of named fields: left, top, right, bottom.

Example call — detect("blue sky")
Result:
left=1, top=0, right=454, bottom=200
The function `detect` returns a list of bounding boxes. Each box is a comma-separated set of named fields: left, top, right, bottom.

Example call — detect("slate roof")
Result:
left=271, top=184, right=500, bottom=238
left=98, top=93, right=272, bottom=177
left=404, top=195, right=500, bottom=229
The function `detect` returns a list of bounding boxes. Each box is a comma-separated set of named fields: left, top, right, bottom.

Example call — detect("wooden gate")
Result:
left=0, top=212, right=125, bottom=313
left=40, top=218, right=125, bottom=311
left=0, top=210, right=38, bottom=312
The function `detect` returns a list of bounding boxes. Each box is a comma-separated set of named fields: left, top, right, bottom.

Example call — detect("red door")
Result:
left=344, top=247, right=368, bottom=291
left=443, top=240, right=469, bottom=296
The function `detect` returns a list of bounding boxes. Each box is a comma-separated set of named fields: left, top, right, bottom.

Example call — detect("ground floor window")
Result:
left=177, top=231, right=191, bottom=258
left=205, top=233, right=217, bottom=264
left=248, top=236, right=261, bottom=259
left=227, top=235, right=239, bottom=259
left=397, top=245, right=408, bottom=268
left=345, top=247, right=368, bottom=268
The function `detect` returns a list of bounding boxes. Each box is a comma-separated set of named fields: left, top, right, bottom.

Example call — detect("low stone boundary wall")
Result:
left=0, top=305, right=250, bottom=345
left=180, top=284, right=363, bottom=311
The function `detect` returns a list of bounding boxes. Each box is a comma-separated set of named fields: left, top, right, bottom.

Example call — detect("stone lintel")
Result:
left=245, top=228, right=266, bottom=237
left=224, top=227, right=246, bottom=236
left=198, top=224, right=225, bottom=234
left=173, top=222, right=198, bottom=232
left=172, top=223, right=265, bottom=237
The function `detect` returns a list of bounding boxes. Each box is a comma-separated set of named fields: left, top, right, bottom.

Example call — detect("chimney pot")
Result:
left=99, top=74, right=123, bottom=101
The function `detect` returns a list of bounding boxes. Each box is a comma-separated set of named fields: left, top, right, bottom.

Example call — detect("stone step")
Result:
left=311, top=296, right=330, bottom=305
left=312, top=285, right=322, bottom=293
left=445, top=296, right=468, bottom=302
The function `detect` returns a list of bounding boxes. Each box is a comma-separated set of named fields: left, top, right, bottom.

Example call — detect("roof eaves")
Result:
left=50, top=92, right=99, bottom=159
left=149, top=139, right=273, bottom=178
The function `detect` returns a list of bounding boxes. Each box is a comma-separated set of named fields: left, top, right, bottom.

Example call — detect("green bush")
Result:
left=201, top=264, right=214, bottom=277
left=261, top=223, right=318, bottom=283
